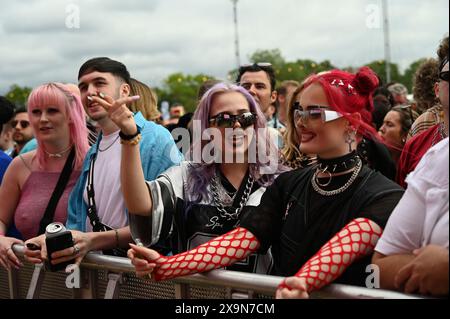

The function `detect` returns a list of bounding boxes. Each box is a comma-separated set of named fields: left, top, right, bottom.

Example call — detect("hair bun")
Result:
left=352, top=66, right=379, bottom=95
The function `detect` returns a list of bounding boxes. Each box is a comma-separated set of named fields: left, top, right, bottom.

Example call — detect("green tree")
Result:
left=364, top=60, right=402, bottom=86
left=401, top=58, right=427, bottom=93
left=155, top=73, right=217, bottom=113
left=5, top=84, right=32, bottom=107
left=229, top=48, right=337, bottom=89
left=249, top=49, right=286, bottom=67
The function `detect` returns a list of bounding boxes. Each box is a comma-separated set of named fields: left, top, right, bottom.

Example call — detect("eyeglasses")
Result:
left=439, top=71, right=449, bottom=82
left=209, top=112, right=257, bottom=128
left=293, top=103, right=342, bottom=124
left=11, top=120, right=30, bottom=129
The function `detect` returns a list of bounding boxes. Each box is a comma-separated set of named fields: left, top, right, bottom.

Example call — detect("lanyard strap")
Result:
left=86, top=152, right=110, bottom=232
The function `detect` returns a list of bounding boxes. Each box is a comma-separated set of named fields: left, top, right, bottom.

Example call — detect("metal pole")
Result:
left=382, top=0, right=392, bottom=83
left=231, top=0, right=241, bottom=68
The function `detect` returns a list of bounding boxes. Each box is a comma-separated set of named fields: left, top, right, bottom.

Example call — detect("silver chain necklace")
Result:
left=311, top=157, right=362, bottom=196
left=44, top=145, right=72, bottom=158
left=210, top=172, right=255, bottom=222
left=99, top=134, right=120, bottom=152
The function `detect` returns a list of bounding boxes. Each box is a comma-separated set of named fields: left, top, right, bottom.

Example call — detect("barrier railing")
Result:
left=0, top=245, right=424, bottom=299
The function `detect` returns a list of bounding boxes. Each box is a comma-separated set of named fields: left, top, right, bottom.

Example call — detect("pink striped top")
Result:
left=14, top=170, right=81, bottom=240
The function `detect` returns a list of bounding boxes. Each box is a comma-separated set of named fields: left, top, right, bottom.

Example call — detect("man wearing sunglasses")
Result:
left=10, top=107, right=34, bottom=158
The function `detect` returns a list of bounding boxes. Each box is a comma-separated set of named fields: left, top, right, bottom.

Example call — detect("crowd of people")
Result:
left=0, top=35, right=448, bottom=299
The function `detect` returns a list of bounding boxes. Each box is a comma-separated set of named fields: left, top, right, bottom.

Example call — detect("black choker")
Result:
left=317, top=151, right=360, bottom=174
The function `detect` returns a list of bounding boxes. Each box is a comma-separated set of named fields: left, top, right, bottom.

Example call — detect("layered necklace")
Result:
left=211, top=170, right=254, bottom=222
left=311, top=151, right=362, bottom=196
left=44, top=145, right=73, bottom=158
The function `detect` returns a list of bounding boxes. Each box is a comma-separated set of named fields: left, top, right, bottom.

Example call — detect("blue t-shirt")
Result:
left=0, top=150, right=12, bottom=183
left=0, top=151, right=22, bottom=239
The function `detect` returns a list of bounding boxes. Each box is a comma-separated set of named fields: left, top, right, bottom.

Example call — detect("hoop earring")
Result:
left=345, top=131, right=356, bottom=153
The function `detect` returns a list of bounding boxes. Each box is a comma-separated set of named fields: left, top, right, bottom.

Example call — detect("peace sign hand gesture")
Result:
left=89, top=93, right=140, bottom=135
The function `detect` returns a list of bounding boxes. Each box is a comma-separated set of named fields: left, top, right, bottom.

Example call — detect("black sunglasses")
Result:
left=11, top=120, right=30, bottom=129
left=209, top=112, right=257, bottom=128
left=439, top=71, right=449, bottom=82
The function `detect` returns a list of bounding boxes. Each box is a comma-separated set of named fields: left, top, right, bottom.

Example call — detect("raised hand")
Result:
left=89, top=93, right=140, bottom=135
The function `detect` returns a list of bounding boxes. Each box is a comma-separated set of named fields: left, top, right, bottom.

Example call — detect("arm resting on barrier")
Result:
left=128, top=227, right=260, bottom=280
left=24, top=227, right=132, bottom=266
left=277, top=218, right=383, bottom=299
left=371, top=252, right=415, bottom=291
left=373, top=246, right=449, bottom=296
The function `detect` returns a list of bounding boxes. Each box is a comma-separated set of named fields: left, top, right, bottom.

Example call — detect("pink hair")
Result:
left=27, top=83, right=89, bottom=170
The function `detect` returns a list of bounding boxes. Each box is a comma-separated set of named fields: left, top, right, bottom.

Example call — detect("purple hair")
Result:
left=27, top=83, right=89, bottom=170
left=186, top=82, right=284, bottom=204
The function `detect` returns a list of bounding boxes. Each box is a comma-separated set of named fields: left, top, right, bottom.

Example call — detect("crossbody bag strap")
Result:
left=37, top=148, right=76, bottom=235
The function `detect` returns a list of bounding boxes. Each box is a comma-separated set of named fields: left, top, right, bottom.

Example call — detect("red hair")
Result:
left=302, top=67, right=380, bottom=139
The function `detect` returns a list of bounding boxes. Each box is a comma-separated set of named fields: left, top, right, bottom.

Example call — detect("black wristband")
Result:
left=119, top=125, right=140, bottom=140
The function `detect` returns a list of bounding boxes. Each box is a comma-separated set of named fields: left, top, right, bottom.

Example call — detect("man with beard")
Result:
left=10, top=107, right=34, bottom=157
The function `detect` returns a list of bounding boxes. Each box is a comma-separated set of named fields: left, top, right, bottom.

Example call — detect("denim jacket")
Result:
left=66, top=112, right=183, bottom=231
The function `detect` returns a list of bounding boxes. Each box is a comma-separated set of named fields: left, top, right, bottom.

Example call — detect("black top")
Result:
left=358, top=136, right=397, bottom=181
left=144, top=162, right=274, bottom=274
left=240, top=164, right=404, bottom=286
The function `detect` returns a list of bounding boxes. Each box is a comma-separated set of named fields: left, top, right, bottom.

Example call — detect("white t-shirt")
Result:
left=375, top=138, right=449, bottom=255
left=83, top=130, right=128, bottom=231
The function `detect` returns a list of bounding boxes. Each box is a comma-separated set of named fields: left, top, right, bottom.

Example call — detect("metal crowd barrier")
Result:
left=0, top=245, right=423, bottom=299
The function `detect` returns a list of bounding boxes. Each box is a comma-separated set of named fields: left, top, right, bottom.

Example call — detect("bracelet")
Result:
left=120, top=133, right=141, bottom=146
left=114, top=229, right=120, bottom=248
left=119, top=125, right=140, bottom=140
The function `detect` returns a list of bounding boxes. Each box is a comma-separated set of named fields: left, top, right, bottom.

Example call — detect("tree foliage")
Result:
left=154, top=73, right=217, bottom=113
left=4, top=84, right=32, bottom=107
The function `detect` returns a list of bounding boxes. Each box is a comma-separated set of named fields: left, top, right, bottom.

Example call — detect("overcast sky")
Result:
left=0, top=0, right=448, bottom=94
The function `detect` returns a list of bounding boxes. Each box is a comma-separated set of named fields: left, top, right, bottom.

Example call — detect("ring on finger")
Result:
left=73, top=245, right=80, bottom=256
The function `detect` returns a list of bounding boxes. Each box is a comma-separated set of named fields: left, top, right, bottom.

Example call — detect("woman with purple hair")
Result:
left=94, top=82, right=286, bottom=274
left=0, top=83, right=89, bottom=270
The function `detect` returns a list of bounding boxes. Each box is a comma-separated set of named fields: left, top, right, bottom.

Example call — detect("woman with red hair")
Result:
left=128, top=67, right=404, bottom=298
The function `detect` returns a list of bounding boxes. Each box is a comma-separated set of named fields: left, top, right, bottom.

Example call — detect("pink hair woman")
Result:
left=0, top=83, right=89, bottom=270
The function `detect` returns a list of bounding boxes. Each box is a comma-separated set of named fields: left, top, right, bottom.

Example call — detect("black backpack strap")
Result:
left=37, top=148, right=76, bottom=235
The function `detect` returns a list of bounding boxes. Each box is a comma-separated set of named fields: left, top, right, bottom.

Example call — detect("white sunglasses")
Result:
left=293, top=103, right=342, bottom=123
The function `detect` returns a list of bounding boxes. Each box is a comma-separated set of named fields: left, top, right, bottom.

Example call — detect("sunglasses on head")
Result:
left=293, top=102, right=342, bottom=124
left=209, top=112, right=257, bottom=128
left=439, top=71, right=449, bottom=82
left=11, top=120, right=30, bottom=129
left=239, top=62, right=273, bottom=72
